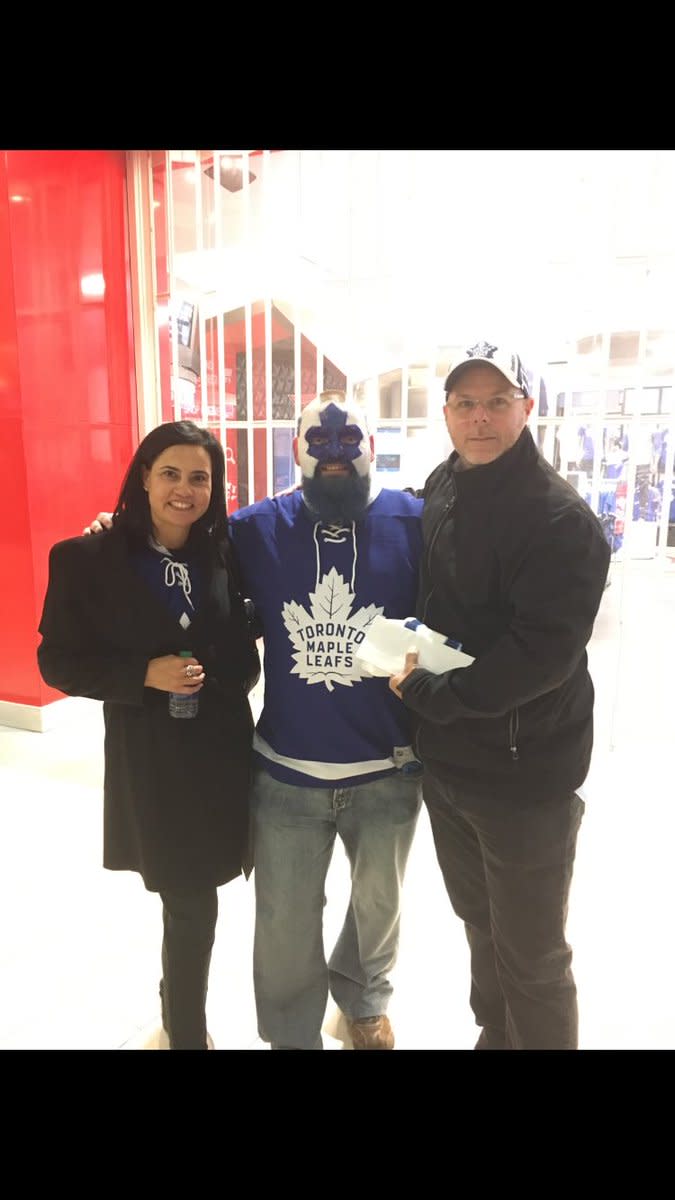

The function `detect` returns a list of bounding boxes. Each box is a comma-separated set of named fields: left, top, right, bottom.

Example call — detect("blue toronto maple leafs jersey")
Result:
left=229, top=488, right=424, bottom=786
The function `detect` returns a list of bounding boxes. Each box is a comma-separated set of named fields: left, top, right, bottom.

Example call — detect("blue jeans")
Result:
left=251, top=765, right=422, bottom=1049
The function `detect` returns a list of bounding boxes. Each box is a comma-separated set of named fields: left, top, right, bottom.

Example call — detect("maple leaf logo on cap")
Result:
left=466, top=341, right=498, bottom=360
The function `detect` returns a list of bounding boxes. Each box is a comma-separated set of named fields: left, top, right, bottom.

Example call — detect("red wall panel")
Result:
left=0, top=150, right=137, bottom=709
left=0, top=154, right=39, bottom=705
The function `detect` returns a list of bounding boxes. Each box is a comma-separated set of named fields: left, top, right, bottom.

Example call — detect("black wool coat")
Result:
left=37, top=527, right=260, bottom=893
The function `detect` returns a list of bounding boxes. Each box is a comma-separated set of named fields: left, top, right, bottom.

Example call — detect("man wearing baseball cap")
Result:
left=390, top=339, right=611, bottom=1050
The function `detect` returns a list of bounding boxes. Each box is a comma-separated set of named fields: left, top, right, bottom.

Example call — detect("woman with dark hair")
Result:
left=37, top=421, right=260, bottom=1049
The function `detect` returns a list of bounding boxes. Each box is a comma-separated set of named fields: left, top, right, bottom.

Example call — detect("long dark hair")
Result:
left=113, top=420, right=229, bottom=553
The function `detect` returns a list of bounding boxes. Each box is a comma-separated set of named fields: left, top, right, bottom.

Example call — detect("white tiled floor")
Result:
left=2, top=555, right=674, bottom=1050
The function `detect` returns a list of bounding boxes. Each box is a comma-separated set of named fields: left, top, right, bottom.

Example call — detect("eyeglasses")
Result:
left=445, top=392, right=525, bottom=418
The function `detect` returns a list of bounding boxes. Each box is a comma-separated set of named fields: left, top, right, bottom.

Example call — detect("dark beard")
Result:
left=302, top=471, right=371, bottom=524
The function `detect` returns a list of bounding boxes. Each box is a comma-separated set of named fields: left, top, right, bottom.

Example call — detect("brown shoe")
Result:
left=347, top=1015, right=395, bottom=1050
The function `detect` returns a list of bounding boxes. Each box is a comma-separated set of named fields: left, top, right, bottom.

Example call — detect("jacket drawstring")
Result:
left=509, top=709, right=519, bottom=761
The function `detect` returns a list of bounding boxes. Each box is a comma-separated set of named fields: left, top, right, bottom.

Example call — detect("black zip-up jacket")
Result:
left=399, top=427, right=611, bottom=796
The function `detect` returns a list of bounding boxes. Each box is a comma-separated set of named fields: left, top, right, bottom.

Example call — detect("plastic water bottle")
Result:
left=168, top=650, right=199, bottom=719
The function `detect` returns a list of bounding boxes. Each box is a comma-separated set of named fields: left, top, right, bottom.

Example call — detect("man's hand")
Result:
left=389, top=649, right=419, bottom=699
left=82, top=511, right=114, bottom=536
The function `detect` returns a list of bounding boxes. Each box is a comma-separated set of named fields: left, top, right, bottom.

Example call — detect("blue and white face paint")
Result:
left=298, top=391, right=373, bottom=525
left=297, top=392, right=371, bottom=480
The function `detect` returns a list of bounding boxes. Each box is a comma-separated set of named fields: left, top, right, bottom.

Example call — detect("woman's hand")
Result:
left=144, top=654, right=205, bottom=694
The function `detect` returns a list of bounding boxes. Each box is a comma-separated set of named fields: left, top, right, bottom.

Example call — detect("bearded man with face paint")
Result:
left=228, top=391, right=423, bottom=1050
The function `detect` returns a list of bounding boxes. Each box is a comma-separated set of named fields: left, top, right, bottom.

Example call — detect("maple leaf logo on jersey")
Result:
left=282, top=567, right=382, bottom=691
